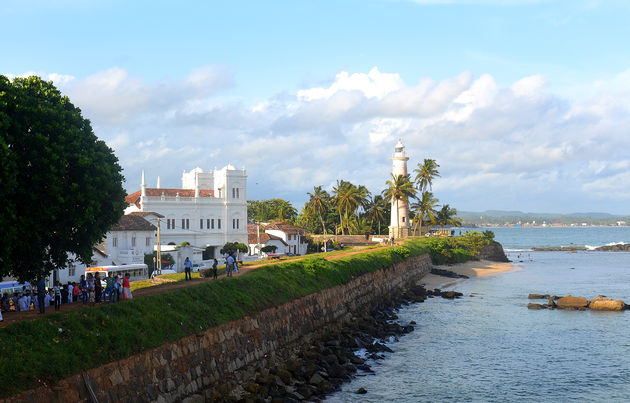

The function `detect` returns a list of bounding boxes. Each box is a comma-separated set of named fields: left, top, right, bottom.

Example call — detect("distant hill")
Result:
left=458, top=210, right=629, bottom=226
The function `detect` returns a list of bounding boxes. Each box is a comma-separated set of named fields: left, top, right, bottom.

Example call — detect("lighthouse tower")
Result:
left=388, top=139, right=411, bottom=239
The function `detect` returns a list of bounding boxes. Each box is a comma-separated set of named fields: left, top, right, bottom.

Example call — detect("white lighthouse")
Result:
left=388, top=139, right=411, bottom=239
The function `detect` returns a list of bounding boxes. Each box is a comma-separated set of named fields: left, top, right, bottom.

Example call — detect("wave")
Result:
left=504, top=248, right=533, bottom=253
left=585, top=241, right=629, bottom=250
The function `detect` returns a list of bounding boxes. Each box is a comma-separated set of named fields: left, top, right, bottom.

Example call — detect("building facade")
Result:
left=125, top=165, right=248, bottom=260
left=389, top=139, right=411, bottom=239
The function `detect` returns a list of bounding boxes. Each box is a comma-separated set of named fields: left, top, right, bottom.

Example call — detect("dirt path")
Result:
left=0, top=244, right=397, bottom=326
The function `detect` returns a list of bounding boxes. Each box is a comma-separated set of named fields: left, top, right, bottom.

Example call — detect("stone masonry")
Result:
left=5, top=254, right=432, bottom=403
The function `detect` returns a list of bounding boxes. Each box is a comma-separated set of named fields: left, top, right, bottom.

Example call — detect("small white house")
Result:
left=262, top=222, right=308, bottom=255
left=248, top=223, right=288, bottom=256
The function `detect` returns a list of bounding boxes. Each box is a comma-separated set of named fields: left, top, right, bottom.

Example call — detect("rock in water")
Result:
left=589, top=296, right=626, bottom=311
left=527, top=303, right=547, bottom=310
left=528, top=293, right=549, bottom=299
left=556, top=295, right=588, bottom=309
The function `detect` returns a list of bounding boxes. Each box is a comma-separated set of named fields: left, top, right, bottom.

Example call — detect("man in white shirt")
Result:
left=17, top=294, right=29, bottom=312
left=67, top=283, right=73, bottom=303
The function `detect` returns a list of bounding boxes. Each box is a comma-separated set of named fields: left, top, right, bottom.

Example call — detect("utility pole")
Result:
left=156, top=217, right=162, bottom=275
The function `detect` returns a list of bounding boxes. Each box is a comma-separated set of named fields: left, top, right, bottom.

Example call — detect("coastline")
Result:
left=419, top=259, right=515, bottom=289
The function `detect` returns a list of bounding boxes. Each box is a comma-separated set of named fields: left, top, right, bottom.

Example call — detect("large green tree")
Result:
left=247, top=199, right=297, bottom=222
left=0, top=76, right=126, bottom=281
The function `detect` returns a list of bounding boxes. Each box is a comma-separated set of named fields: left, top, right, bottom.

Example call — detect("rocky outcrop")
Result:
left=589, top=296, right=626, bottom=311
left=479, top=242, right=509, bottom=262
left=594, top=244, right=630, bottom=252
left=556, top=295, right=589, bottom=309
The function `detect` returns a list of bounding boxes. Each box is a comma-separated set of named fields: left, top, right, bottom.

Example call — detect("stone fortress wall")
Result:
left=7, top=254, right=432, bottom=403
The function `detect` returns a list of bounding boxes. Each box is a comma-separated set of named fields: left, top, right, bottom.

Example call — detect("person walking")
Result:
left=37, top=277, right=46, bottom=314
left=226, top=254, right=234, bottom=277
left=67, top=282, right=73, bottom=303
left=87, top=274, right=96, bottom=307
left=184, top=257, right=193, bottom=281
left=53, top=281, right=62, bottom=311
left=79, top=275, right=88, bottom=304
left=105, top=272, right=116, bottom=303
left=123, top=273, right=133, bottom=300
left=94, top=273, right=102, bottom=303
left=212, top=258, right=218, bottom=280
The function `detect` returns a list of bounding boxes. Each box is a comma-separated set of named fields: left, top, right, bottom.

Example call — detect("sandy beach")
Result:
left=420, top=259, right=515, bottom=289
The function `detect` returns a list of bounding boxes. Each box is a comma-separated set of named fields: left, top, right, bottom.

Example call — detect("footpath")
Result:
left=0, top=244, right=396, bottom=326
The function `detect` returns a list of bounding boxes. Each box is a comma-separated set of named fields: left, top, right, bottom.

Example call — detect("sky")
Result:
left=2, top=0, right=630, bottom=214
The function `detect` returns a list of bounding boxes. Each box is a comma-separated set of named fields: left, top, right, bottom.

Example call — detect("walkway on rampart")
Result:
left=0, top=243, right=399, bottom=326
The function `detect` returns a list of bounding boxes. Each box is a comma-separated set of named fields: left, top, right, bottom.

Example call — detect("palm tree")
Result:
left=332, top=180, right=349, bottom=234
left=306, top=186, right=330, bottom=235
left=383, top=174, right=417, bottom=238
left=436, top=204, right=462, bottom=231
left=364, top=195, right=387, bottom=235
left=411, top=191, right=439, bottom=236
left=414, top=159, right=440, bottom=192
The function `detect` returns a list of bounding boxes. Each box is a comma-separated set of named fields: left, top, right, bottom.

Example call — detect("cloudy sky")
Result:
left=3, top=0, right=630, bottom=214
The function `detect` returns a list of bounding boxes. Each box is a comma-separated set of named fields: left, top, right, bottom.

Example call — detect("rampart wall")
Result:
left=6, top=254, right=432, bottom=403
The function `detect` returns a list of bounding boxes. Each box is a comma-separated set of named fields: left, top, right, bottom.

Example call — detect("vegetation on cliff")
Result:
left=0, top=234, right=492, bottom=397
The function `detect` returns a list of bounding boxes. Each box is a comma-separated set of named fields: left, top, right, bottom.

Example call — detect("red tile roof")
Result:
left=248, top=224, right=288, bottom=245
left=125, top=188, right=215, bottom=207
left=263, top=221, right=307, bottom=235
left=110, top=215, right=157, bottom=231
left=129, top=211, right=165, bottom=218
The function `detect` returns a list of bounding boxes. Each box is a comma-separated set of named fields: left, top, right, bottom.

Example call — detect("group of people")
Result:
left=0, top=271, right=134, bottom=321
left=224, top=253, right=239, bottom=277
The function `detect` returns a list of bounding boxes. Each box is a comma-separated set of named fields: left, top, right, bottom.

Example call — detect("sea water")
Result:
left=328, top=227, right=630, bottom=402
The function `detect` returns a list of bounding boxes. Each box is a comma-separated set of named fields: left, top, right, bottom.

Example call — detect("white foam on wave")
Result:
left=586, top=241, right=628, bottom=250
left=505, top=248, right=533, bottom=253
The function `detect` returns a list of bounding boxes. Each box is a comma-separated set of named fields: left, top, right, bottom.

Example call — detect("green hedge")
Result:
left=0, top=235, right=487, bottom=396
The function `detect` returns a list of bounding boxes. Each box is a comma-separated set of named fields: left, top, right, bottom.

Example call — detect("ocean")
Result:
left=328, top=227, right=630, bottom=402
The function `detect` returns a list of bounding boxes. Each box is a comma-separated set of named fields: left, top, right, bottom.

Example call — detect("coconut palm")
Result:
left=364, top=195, right=387, bottom=235
left=383, top=174, right=417, bottom=238
left=414, top=159, right=441, bottom=192
left=411, top=191, right=439, bottom=236
left=436, top=204, right=462, bottom=231
left=306, top=186, right=330, bottom=235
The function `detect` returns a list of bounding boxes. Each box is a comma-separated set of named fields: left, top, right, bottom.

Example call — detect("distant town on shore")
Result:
left=459, top=210, right=630, bottom=227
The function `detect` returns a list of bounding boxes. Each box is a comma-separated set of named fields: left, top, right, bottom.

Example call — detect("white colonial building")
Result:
left=124, top=165, right=248, bottom=260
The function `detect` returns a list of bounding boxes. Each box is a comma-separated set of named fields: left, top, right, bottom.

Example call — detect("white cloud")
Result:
left=16, top=65, right=630, bottom=213
left=297, top=67, right=403, bottom=101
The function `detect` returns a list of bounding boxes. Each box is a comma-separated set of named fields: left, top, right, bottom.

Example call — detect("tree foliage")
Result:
left=248, top=199, right=298, bottom=222
left=220, top=242, right=248, bottom=255
left=0, top=75, right=126, bottom=281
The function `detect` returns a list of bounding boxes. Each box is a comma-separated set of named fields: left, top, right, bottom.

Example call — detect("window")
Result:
left=207, top=219, right=210, bottom=229
left=402, top=217, right=405, bottom=223
left=200, top=219, right=204, bottom=229
left=146, top=237, right=151, bottom=246
left=236, top=188, right=240, bottom=198
left=218, top=219, right=221, bottom=229
left=167, top=219, right=176, bottom=230
left=181, top=219, right=189, bottom=230
left=237, top=218, right=240, bottom=229
left=132, top=237, right=136, bottom=247
left=211, top=219, right=215, bottom=229
left=232, top=218, right=240, bottom=229
left=112, top=237, right=118, bottom=247
left=68, top=264, right=75, bottom=277
left=232, top=188, right=235, bottom=198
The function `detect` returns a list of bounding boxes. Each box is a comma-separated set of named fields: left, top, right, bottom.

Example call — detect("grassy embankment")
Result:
left=0, top=233, right=493, bottom=397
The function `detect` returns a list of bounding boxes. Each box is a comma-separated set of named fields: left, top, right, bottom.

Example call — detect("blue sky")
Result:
left=3, top=0, right=630, bottom=214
